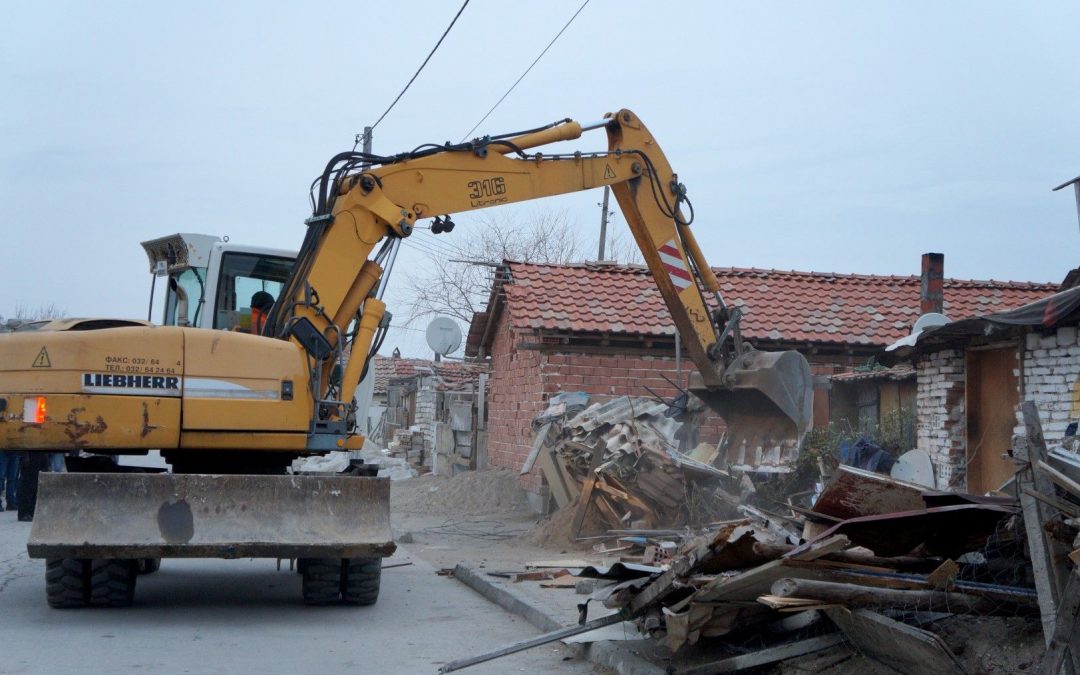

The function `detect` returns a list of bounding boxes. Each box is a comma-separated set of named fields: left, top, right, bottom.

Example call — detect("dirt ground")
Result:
left=390, top=469, right=1048, bottom=674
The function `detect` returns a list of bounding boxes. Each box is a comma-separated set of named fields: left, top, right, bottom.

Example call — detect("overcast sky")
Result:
left=2, top=1, right=1077, bottom=357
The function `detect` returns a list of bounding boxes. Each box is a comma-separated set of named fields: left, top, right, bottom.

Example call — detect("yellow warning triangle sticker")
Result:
left=603, top=164, right=616, bottom=179
left=32, top=347, right=51, bottom=368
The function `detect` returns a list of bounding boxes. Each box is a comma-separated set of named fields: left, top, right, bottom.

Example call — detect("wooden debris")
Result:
left=783, top=534, right=850, bottom=561
left=670, top=633, right=846, bottom=674
left=770, top=577, right=1012, bottom=615
left=1038, top=569, right=1080, bottom=675
left=825, top=608, right=966, bottom=675
left=926, top=559, right=959, bottom=590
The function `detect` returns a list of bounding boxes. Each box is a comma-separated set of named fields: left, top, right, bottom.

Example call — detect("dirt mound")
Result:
left=391, top=469, right=533, bottom=517
left=515, top=501, right=596, bottom=551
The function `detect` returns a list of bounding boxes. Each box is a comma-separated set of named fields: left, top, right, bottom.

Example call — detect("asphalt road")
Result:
left=0, top=513, right=595, bottom=674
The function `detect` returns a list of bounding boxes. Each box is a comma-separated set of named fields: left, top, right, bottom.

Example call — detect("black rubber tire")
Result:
left=342, top=558, right=381, bottom=606
left=137, top=558, right=161, bottom=575
left=89, top=559, right=137, bottom=607
left=301, top=558, right=342, bottom=605
left=45, top=559, right=88, bottom=609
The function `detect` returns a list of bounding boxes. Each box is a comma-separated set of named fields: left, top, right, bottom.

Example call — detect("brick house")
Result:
left=466, top=259, right=1054, bottom=500
left=887, top=284, right=1079, bottom=493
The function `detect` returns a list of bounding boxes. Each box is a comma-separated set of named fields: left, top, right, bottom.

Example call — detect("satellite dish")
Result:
left=425, top=317, right=462, bottom=356
left=885, top=312, right=951, bottom=352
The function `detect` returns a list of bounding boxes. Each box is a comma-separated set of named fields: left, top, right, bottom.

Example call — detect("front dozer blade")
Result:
left=690, top=349, right=814, bottom=471
left=27, top=473, right=396, bottom=560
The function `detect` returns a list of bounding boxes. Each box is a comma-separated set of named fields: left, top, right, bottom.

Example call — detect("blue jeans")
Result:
left=0, top=451, right=19, bottom=506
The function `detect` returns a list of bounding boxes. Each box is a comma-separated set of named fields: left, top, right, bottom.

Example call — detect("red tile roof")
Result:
left=469, top=262, right=1057, bottom=353
left=371, top=355, right=487, bottom=393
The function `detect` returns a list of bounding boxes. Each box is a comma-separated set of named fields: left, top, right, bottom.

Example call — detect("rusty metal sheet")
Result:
left=27, top=473, right=395, bottom=559
left=811, top=466, right=927, bottom=521
left=792, top=504, right=1017, bottom=558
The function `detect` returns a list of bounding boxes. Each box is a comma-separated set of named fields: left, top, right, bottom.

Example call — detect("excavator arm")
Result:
left=270, top=108, right=812, bottom=449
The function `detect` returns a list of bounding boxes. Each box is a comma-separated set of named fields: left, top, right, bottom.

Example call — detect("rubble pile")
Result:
left=483, top=398, right=1080, bottom=673
left=535, top=396, right=735, bottom=534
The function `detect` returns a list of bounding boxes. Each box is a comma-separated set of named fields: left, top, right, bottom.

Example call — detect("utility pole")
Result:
left=360, top=126, right=374, bottom=170
left=597, top=185, right=611, bottom=261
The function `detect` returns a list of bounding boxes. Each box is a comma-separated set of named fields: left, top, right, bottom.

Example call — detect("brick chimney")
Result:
left=920, top=253, right=944, bottom=314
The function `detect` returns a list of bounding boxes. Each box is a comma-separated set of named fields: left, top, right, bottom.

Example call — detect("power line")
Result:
left=460, top=0, right=591, bottom=141
left=369, top=0, right=471, bottom=132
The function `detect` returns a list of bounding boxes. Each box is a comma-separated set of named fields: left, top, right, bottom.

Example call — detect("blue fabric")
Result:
left=0, top=451, right=19, bottom=506
left=839, top=437, right=895, bottom=474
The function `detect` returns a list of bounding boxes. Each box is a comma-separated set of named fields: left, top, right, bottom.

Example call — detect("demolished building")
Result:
left=466, top=256, right=1055, bottom=503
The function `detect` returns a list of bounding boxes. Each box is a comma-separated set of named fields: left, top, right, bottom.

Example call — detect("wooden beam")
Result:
left=1037, top=460, right=1080, bottom=500
left=771, top=577, right=1010, bottom=615
left=825, top=608, right=966, bottom=675
left=1019, top=401, right=1069, bottom=644
left=671, top=633, right=846, bottom=674
left=570, top=443, right=605, bottom=539
left=1039, top=570, right=1080, bottom=675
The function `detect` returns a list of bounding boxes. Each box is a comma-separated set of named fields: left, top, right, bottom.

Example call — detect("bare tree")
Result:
left=402, top=210, right=584, bottom=327
left=0, top=303, right=66, bottom=331
left=403, top=209, right=648, bottom=331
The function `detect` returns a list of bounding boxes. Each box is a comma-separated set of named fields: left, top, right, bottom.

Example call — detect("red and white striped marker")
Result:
left=658, top=239, right=693, bottom=291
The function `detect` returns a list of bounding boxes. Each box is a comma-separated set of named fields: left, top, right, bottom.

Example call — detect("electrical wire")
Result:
left=460, top=0, right=591, bottom=141
left=368, top=0, right=470, bottom=133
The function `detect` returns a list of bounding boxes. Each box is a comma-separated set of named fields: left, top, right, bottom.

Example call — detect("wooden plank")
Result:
left=570, top=443, right=605, bottom=539
left=1037, top=460, right=1080, bottom=499
left=1023, top=488, right=1080, bottom=519
left=927, top=559, right=959, bottom=590
left=1019, top=401, right=1067, bottom=645
left=671, top=633, right=846, bottom=674
left=773, top=577, right=1002, bottom=615
left=1039, top=570, right=1080, bottom=675
left=537, top=446, right=574, bottom=509
left=520, top=421, right=552, bottom=475
left=784, top=534, right=850, bottom=562
left=825, top=608, right=966, bottom=675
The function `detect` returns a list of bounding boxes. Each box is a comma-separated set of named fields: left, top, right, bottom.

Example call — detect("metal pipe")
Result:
left=496, top=121, right=582, bottom=154
left=376, top=238, right=401, bottom=301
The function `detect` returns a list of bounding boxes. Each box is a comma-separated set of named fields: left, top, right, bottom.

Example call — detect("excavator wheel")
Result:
left=45, top=559, right=88, bottom=609
left=137, top=558, right=161, bottom=575
left=301, top=558, right=342, bottom=605
left=88, top=559, right=137, bottom=607
left=342, top=557, right=381, bottom=606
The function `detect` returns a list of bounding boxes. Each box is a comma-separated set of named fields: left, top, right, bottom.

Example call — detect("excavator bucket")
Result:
left=690, top=349, right=814, bottom=471
left=27, top=473, right=396, bottom=560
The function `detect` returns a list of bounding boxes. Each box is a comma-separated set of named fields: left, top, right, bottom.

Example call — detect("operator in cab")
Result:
left=250, top=291, right=274, bottom=335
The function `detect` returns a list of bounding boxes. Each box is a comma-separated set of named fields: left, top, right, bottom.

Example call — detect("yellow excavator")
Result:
left=0, top=109, right=812, bottom=608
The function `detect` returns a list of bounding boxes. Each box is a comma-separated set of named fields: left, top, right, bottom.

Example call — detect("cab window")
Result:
left=163, top=267, right=207, bottom=326
left=213, top=252, right=293, bottom=331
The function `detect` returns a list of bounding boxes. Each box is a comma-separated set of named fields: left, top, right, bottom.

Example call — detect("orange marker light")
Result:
left=23, top=396, right=47, bottom=424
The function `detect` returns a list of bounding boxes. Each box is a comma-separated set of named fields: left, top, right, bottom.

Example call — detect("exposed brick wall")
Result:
left=1014, top=327, right=1080, bottom=447
left=485, top=313, right=549, bottom=493
left=487, top=322, right=775, bottom=494
left=916, top=349, right=967, bottom=489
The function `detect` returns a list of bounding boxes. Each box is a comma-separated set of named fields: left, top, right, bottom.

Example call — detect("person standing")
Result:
left=0, top=450, right=18, bottom=510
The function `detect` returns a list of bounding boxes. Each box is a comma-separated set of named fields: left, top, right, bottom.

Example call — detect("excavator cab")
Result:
left=141, top=233, right=296, bottom=331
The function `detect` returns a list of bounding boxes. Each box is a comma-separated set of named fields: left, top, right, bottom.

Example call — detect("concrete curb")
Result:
left=452, top=563, right=667, bottom=675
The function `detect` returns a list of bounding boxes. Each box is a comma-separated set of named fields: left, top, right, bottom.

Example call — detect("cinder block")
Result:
left=1058, top=326, right=1077, bottom=345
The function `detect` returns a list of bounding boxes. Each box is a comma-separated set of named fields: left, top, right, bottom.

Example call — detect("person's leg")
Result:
left=17, top=452, right=48, bottom=521
left=49, top=453, right=66, bottom=473
left=8, top=453, right=20, bottom=508
left=0, top=452, right=10, bottom=508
